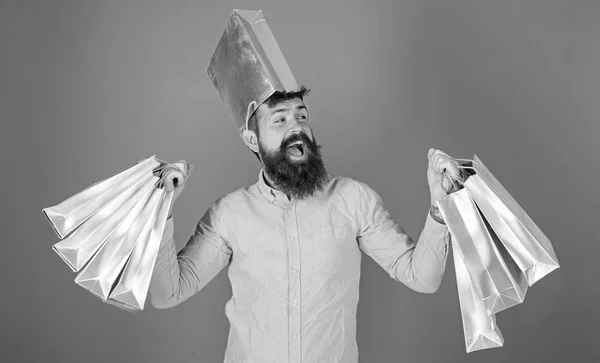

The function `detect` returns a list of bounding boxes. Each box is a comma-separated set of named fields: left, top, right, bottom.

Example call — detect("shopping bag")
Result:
left=460, top=155, right=559, bottom=286
left=437, top=188, right=528, bottom=315
left=207, top=10, right=299, bottom=132
left=452, top=238, right=504, bottom=353
left=108, top=189, right=174, bottom=311
left=52, top=172, right=156, bottom=272
left=43, top=156, right=160, bottom=239
left=45, top=157, right=189, bottom=310
left=74, top=179, right=162, bottom=300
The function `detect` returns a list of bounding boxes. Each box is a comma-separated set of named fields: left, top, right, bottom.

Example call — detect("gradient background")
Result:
left=1, top=0, right=598, bottom=362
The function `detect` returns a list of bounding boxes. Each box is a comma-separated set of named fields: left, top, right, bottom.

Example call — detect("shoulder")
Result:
left=328, top=175, right=379, bottom=199
left=206, top=182, right=257, bottom=215
left=208, top=188, right=245, bottom=211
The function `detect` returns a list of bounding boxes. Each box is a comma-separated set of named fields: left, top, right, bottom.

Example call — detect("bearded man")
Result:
left=149, top=10, right=461, bottom=363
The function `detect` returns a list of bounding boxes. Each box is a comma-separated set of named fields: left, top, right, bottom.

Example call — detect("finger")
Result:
left=434, top=154, right=444, bottom=170
left=172, top=161, right=187, bottom=174
left=169, top=171, right=185, bottom=188
left=432, top=153, right=444, bottom=172
left=434, top=156, right=447, bottom=173
left=432, top=148, right=450, bottom=157
left=429, top=149, right=443, bottom=166
left=162, top=171, right=184, bottom=191
left=162, top=179, right=175, bottom=191
left=428, top=148, right=436, bottom=163
left=433, top=157, right=445, bottom=174
left=429, top=148, right=444, bottom=166
left=439, top=159, right=460, bottom=178
left=432, top=149, right=451, bottom=161
left=431, top=150, right=454, bottom=170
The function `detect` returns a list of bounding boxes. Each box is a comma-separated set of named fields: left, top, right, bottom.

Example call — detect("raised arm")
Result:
left=148, top=161, right=232, bottom=308
left=355, top=180, right=450, bottom=293
left=150, top=198, right=232, bottom=309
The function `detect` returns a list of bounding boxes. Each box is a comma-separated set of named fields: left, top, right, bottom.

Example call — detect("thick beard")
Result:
left=259, top=132, right=329, bottom=200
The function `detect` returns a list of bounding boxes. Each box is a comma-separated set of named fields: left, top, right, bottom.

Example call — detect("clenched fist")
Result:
left=427, top=148, right=461, bottom=205
left=153, top=161, right=193, bottom=218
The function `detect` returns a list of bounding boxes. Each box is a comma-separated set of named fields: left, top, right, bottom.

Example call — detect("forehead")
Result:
left=258, top=98, right=307, bottom=117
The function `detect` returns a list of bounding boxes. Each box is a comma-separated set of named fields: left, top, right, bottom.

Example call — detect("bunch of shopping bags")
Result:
left=42, top=156, right=191, bottom=312
left=436, top=155, right=560, bottom=352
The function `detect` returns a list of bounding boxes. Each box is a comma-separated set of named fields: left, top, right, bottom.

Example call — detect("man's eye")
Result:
left=275, top=118, right=285, bottom=123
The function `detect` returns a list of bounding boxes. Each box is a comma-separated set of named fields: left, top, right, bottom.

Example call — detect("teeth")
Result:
left=289, top=141, right=303, bottom=147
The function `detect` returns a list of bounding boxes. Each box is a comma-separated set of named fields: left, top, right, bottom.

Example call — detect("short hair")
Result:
left=246, top=86, right=311, bottom=161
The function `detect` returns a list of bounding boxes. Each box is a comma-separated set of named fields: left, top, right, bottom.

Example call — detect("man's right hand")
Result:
left=154, top=161, right=192, bottom=218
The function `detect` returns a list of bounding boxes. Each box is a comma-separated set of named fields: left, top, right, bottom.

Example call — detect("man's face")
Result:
left=256, top=98, right=313, bottom=158
left=254, top=98, right=329, bottom=199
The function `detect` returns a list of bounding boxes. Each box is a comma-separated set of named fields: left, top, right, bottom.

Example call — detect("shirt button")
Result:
left=291, top=267, right=298, bottom=275
left=292, top=300, right=298, bottom=307
left=290, top=236, right=296, bottom=242
left=292, top=331, right=298, bottom=339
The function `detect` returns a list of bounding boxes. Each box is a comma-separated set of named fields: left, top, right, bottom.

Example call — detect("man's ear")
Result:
left=240, top=127, right=259, bottom=154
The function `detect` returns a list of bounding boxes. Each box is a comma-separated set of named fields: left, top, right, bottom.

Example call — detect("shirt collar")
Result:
left=257, top=168, right=288, bottom=204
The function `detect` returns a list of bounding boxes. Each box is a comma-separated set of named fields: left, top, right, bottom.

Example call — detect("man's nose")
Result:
left=287, top=118, right=302, bottom=134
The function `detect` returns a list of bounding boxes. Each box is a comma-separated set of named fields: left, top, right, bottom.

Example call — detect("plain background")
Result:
left=1, top=0, right=598, bottom=362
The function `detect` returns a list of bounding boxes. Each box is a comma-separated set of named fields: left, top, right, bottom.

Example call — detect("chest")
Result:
left=226, top=199, right=360, bottom=275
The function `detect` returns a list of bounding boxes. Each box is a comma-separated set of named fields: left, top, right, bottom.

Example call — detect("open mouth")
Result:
left=286, top=140, right=305, bottom=157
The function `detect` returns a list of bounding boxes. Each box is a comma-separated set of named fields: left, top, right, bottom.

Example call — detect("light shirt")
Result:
left=150, top=169, right=450, bottom=363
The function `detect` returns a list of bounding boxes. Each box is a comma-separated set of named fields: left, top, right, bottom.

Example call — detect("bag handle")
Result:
left=440, top=158, right=480, bottom=194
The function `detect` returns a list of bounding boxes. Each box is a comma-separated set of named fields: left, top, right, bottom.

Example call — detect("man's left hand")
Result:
left=427, top=148, right=460, bottom=205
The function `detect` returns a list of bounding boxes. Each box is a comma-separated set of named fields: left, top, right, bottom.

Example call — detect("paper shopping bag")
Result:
left=452, top=238, right=504, bottom=353
left=437, top=188, right=528, bottom=315
left=43, top=156, right=160, bottom=239
left=52, top=172, right=155, bottom=272
left=207, top=10, right=299, bottom=132
left=108, top=190, right=174, bottom=311
left=74, top=179, right=163, bottom=300
left=460, top=155, right=559, bottom=286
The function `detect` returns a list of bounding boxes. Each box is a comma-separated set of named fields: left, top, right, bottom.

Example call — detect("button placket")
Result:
left=286, top=203, right=302, bottom=362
